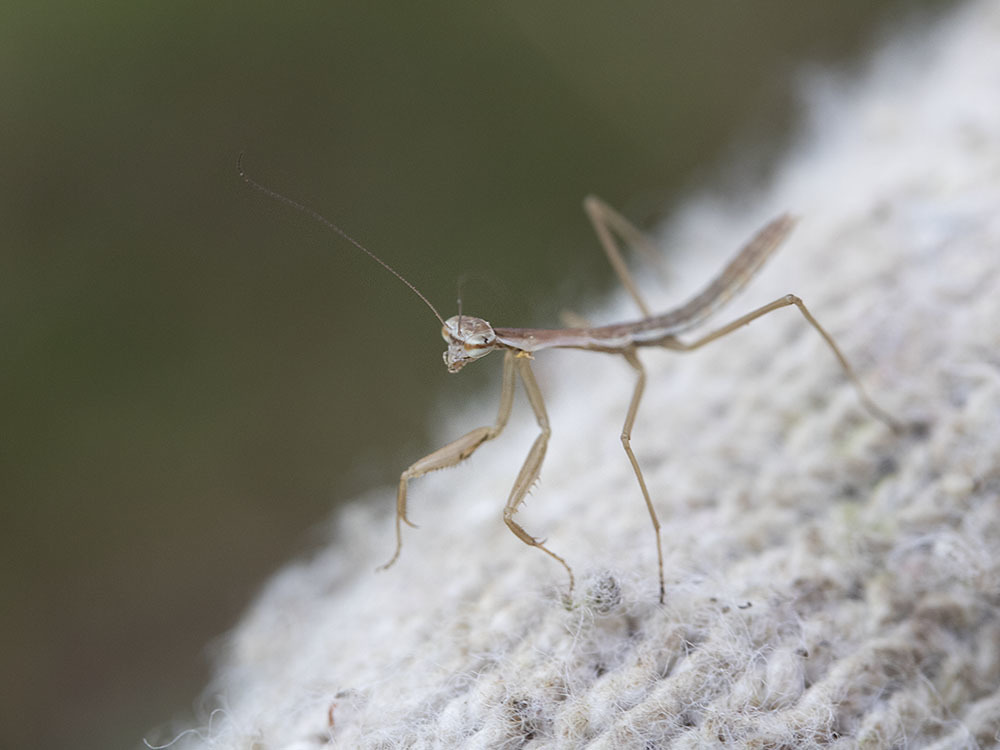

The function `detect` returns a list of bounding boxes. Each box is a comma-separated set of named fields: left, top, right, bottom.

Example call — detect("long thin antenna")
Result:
left=237, top=153, right=445, bottom=325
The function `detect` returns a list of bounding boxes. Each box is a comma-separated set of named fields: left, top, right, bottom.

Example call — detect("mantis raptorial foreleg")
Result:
left=379, top=350, right=572, bottom=588
left=377, top=350, right=517, bottom=571
left=669, top=294, right=902, bottom=432
left=501, top=355, right=575, bottom=593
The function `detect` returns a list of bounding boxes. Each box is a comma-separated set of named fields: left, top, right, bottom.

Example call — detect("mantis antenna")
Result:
left=237, top=153, right=446, bottom=326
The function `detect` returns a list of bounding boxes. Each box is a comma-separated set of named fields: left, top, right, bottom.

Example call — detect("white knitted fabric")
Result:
left=162, top=3, right=1000, bottom=748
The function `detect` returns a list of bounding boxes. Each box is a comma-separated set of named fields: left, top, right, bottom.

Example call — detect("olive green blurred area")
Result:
left=0, top=2, right=949, bottom=748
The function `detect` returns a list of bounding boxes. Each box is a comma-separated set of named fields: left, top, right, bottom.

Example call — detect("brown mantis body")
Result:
left=380, top=199, right=898, bottom=603
left=239, top=158, right=898, bottom=604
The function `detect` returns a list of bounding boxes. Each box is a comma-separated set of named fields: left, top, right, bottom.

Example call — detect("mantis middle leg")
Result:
left=620, top=348, right=666, bottom=604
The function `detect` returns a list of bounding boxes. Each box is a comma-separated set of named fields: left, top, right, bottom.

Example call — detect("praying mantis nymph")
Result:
left=239, top=155, right=900, bottom=604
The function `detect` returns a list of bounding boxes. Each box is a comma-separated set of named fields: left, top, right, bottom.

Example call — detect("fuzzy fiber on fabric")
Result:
left=158, top=4, right=1000, bottom=748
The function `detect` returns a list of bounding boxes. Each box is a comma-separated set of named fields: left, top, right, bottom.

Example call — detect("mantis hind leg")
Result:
left=671, top=294, right=900, bottom=431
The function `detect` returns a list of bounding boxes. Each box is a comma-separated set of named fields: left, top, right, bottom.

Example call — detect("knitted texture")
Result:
left=161, top=4, right=1000, bottom=747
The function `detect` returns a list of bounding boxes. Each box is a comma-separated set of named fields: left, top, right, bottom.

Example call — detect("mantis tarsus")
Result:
left=239, top=156, right=899, bottom=604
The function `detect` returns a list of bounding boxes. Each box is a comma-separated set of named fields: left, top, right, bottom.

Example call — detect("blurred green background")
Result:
left=1, top=2, right=949, bottom=748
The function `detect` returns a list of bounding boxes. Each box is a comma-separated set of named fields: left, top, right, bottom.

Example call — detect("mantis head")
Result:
left=442, top=315, right=497, bottom=372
